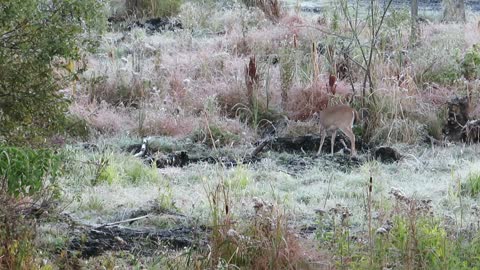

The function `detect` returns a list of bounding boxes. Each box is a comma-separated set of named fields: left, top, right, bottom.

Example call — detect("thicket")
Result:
left=0, top=0, right=106, bottom=145
left=0, top=146, right=63, bottom=269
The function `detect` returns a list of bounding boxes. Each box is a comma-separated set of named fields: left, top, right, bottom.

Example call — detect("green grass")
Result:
left=463, top=171, right=480, bottom=197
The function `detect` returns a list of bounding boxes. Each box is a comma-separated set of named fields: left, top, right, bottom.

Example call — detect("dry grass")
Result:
left=72, top=2, right=480, bottom=145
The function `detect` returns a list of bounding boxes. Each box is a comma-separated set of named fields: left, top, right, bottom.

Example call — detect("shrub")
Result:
left=204, top=181, right=308, bottom=269
left=0, top=0, right=106, bottom=145
left=0, top=146, right=63, bottom=269
left=461, top=44, right=480, bottom=80
left=126, top=0, right=181, bottom=18
left=287, top=83, right=329, bottom=121
left=280, top=45, right=295, bottom=110
left=0, top=199, right=39, bottom=269
left=191, top=123, right=241, bottom=148
left=62, top=114, right=91, bottom=140
left=316, top=188, right=480, bottom=269
left=86, top=75, right=147, bottom=107
left=0, top=146, right=62, bottom=197
left=86, top=151, right=160, bottom=186
left=412, top=29, right=463, bottom=86
left=422, top=108, right=447, bottom=140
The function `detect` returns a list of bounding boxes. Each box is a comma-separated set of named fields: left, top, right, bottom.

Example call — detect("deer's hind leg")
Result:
left=340, top=127, right=356, bottom=156
left=330, top=130, right=337, bottom=155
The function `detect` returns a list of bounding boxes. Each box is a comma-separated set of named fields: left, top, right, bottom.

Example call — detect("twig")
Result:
left=96, top=214, right=151, bottom=228
left=251, top=138, right=271, bottom=157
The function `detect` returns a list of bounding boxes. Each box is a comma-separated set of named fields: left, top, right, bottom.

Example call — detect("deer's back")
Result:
left=318, top=105, right=355, bottom=130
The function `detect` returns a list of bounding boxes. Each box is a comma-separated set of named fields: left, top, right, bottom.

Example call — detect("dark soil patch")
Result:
left=69, top=224, right=207, bottom=258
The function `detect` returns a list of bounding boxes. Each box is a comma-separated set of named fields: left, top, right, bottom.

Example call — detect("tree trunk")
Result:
left=410, top=0, right=419, bottom=45
left=443, top=0, right=466, bottom=23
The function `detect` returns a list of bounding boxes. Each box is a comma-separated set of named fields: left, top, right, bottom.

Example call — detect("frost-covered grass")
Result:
left=61, top=140, right=480, bottom=230
left=52, top=1, right=480, bottom=268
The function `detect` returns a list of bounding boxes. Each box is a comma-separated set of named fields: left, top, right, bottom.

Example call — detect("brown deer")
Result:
left=314, top=104, right=358, bottom=156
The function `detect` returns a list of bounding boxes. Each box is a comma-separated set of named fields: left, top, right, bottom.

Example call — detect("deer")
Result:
left=313, top=104, right=358, bottom=157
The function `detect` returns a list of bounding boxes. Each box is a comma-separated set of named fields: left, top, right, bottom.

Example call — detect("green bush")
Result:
left=62, top=114, right=91, bottom=140
left=126, top=0, right=182, bottom=18
left=0, top=145, right=63, bottom=269
left=0, top=146, right=62, bottom=197
left=461, top=44, right=480, bottom=80
left=412, top=39, right=463, bottom=86
left=87, top=152, right=160, bottom=186
left=316, top=197, right=480, bottom=269
left=0, top=0, right=106, bottom=145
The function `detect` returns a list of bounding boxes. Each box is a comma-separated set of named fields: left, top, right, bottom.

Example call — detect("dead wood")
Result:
left=96, top=214, right=151, bottom=228
left=69, top=222, right=208, bottom=258
left=263, top=134, right=367, bottom=154
left=443, top=96, right=469, bottom=142
left=465, top=119, right=480, bottom=143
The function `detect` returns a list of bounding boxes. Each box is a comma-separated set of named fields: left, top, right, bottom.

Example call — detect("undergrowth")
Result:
left=316, top=186, right=480, bottom=269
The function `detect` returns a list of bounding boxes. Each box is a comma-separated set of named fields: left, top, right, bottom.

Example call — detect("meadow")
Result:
left=2, top=0, right=480, bottom=269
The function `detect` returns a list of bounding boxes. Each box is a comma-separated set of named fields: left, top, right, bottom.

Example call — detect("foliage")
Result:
left=89, top=152, right=160, bottom=185
left=191, top=123, right=241, bottom=148
left=423, top=108, right=447, bottom=140
left=0, top=146, right=62, bottom=197
left=86, top=75, right=147, bottom=106
left=461, top=44, right=480, bottom=80
left=413, top=39, right=463, bottom=86
left=0, top=0, right=106, bottom=145
left=62, top=114, right=91, bottom=140
left=0, top=146, right=63, bottom=269
left=462, top=172, right=480, bottom=197
left=126, top=0, right=181, bottom=18
left=202, top=180, right=307, bottom=269
left=316, top=189, right=480, bottom=269
left=0, top=200, right=39, bottom=270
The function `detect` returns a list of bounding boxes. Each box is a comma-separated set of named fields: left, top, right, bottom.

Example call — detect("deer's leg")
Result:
left=330, top=130, right=337, bottom=155
left=317, top=129, right=326, bottom=156
left=340, top=127, right=356, bottom=156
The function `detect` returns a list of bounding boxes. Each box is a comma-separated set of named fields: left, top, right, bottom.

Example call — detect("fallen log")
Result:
left=96, top=214, right=151, bottom=228
left=126, top=134, right=366, bottom=169
left=262, top=134, right=367, bottom=154
left=69, top=224, right=208, bottom=258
